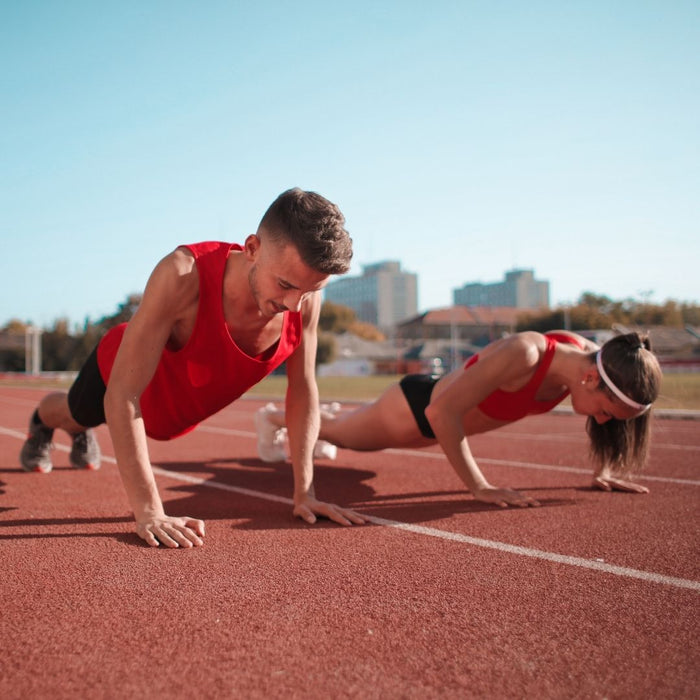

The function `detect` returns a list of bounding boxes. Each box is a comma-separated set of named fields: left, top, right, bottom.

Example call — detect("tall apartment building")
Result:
left=453, top=268, right=550, bottom=309
left=324, top=261, right=418, bottom=330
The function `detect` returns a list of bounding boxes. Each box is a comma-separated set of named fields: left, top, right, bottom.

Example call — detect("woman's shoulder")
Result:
left=481, top=332, right=546, bottom=372
left=544, top=329, right=599, bottom=352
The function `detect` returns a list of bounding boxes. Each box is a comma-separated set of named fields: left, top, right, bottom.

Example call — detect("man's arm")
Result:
left=104, top=249, right=205, bottom=547
left=284, top=293, right=364, bottom=526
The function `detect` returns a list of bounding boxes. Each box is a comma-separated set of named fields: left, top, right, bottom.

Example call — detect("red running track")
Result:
left=1, top=386, right=698, bottom=699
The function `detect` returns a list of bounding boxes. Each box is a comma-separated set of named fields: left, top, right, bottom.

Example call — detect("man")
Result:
left=20, top=188, right=365, bottom=547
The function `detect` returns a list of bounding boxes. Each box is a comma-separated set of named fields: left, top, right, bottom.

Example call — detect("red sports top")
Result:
left=464, top=332, right=584, bottom=421
left=97, top=241, right=303, bottom=440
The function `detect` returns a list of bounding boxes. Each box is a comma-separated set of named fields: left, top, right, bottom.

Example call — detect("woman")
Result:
left=256, top=331, right=662, bottom=508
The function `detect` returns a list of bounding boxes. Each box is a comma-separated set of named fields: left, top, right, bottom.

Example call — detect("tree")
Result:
left=97, top=293, right=142, bottom=331
left=681, top=303, right=700, bottom=326
left=517, top=294, right=700, bottom=334
left=0, top=320, right=26, bottom=371
left=319, top=301, right=357, bottom=333
left=316, top=332, right=337, bottom=366
left=348, top=320, right=386, bottom=342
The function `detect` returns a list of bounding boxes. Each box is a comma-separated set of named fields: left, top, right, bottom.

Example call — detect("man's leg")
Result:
left=37, top=391, right=86, bottom=433
left=259, top=385, right=434, bottom=452
left=20, top=392, right=101, bottom=472
left=20, top=345, right=104, bottom=473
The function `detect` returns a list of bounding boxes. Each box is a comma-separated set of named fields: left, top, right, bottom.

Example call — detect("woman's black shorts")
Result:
left=398, top=374, right=440, bottom=439
left=67, top=344, right=107, bottom=428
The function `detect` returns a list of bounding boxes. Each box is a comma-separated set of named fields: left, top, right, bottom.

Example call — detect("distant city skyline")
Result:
left=324, top=260, right=418, bottom=330
left=453, top=268, right=550, bottom=310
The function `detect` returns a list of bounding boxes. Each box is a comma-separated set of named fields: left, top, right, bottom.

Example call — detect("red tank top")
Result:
left=464, top=332, right=583, bottom=421
left=97, top=241, right=303, bottom=440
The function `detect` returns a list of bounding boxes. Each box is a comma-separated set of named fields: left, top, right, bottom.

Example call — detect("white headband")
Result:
left=595, top=350, right=652, bottom=413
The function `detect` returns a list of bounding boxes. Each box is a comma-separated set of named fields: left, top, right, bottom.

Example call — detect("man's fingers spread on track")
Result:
left=143, top=532, right=160, bottom=547
left=314, top=504, right=351, bottom=526
left=177, top=526, right=204, bottom=547
left=343, top=509, right=366, bottom=525
left=326, top=504, right=367, bottom=526
left=170, top=523, right=207, bottom=548
left=293, top=505, right=317, bottom=525
left=154, top=526, right=181, bottom=548
left=325, top=506, right=365, bottom=526
left=185, top=518, right=206, bottom=537
left=137, top=523, right=163, bottom=547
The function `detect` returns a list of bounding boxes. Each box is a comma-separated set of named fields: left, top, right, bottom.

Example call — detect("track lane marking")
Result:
left=2, top=424, right=698, bottom=486
left=2, top=425, right=698, bottom=592
left=141, top=465, right=700, bottom=592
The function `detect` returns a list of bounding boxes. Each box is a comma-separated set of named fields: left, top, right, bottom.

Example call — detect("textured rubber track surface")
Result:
left=1, top=387, right=698, bottom=699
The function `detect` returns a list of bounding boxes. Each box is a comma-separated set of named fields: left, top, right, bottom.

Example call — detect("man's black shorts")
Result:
left=67, top=344, right=107, bottom=428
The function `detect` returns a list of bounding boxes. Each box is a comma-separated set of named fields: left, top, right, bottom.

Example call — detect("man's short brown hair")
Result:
left=258, top=188, right=353, bottom=275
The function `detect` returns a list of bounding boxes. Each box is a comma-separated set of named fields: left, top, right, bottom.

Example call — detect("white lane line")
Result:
left=361, top=515, right=700, bottom=592
left=0, top=426, right=32, bottom=439
left=1, top=425, right=697, bottom=592
left=486, top=430, right=700, bottom=453
left=146, top=465, right=700, bottom=591
left=382, top=451, right=700, bottom=486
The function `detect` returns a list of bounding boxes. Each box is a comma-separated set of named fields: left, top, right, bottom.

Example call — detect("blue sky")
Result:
left=1, top=1, right=698, bottom=329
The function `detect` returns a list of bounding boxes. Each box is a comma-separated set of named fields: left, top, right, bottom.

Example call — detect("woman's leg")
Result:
left=267, top=383, right=436, bottom=451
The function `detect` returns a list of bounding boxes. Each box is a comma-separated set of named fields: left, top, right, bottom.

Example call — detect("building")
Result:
left=395, top=306, right=521, bottom=371
left=454, top=268, right=549, bottom=309
left=324, top=260, right=418, bottom=331
left=396, top=306, right=520, bottom=344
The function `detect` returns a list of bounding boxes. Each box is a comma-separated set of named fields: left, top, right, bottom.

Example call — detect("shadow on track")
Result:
left=151, top=458, right=581, bottom=530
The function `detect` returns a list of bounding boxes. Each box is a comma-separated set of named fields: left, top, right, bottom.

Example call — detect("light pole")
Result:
left=25, top=326, right=42, bottom=376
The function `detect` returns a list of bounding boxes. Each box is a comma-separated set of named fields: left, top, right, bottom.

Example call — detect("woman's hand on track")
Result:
left=473, top=486, right=540, bottom=508
left=136, top=515, right=206, bottom=548
left=592, top=475, right=649, bottom=494
left=293, top=495, right=366, bottom=526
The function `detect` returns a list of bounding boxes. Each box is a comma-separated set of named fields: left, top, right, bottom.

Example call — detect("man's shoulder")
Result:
left=178, top=241, right=240, bottom=258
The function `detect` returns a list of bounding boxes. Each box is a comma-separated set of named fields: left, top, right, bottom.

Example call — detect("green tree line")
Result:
left=516, top=293, right=700, bottom=332
left=0, top=294, right=142, bottom=372
left=0, top=297, right=384, bottom=372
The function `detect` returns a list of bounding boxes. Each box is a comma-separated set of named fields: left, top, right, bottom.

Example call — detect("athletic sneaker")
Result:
left=314, top=403, right=340, bottom=460
left=255, top=403, right=288, bottom=463
left=69, top=429, right=101, bottom=470
left=19, top=410, right=54, bottom=474
left=313, top=440, right=337, bottom=460
left=320, top=402, right=342, bottom=415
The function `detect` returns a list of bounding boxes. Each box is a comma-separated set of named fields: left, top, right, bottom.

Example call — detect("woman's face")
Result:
left=570, top=375, right=645, bottom=424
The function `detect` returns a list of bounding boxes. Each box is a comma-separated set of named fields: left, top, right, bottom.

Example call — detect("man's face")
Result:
left=247, top=235, right=328, bottom=317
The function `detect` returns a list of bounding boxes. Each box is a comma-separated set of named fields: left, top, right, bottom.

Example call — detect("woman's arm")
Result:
left=425, top=334, right=542, bottom=508
left=592, top=465, right=650, bottom=493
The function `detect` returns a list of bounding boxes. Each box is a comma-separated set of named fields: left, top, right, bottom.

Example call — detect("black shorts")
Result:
left=399, top=374, right=440, bottom=439
left=67, top=344, right=107, bottom=428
